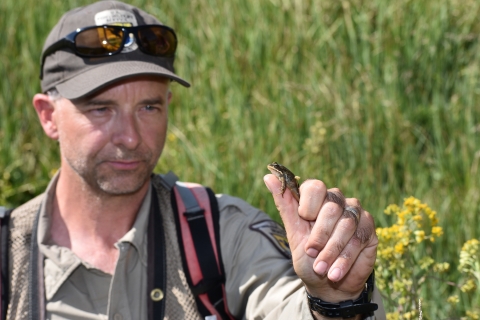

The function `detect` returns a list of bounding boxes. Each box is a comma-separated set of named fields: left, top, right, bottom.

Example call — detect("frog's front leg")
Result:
left=279, top=174, right=287, bottom=197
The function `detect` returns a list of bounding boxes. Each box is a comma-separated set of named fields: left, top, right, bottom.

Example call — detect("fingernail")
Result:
left=314, top=261, right=328, bottom=275
left=329, top=267, right=342, bottom=282
left=306, top=248, right=319, bottom=257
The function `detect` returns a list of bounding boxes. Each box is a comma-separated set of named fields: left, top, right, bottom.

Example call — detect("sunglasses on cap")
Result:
left=40, top=24, right=177, bottom=79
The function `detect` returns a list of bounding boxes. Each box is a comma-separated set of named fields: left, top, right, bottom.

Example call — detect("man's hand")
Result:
left=264, top=175, right=378, bottom=303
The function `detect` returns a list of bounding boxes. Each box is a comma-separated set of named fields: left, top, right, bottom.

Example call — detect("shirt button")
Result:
left=150, top=288, right=164, bottom=301
left=114, top=314, right=123, bottom=320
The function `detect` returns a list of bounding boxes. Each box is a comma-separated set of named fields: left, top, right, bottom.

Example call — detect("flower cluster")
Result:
left=376, top=196, right=445, bottom=273
left=303, top=112, right=327, bottom=154
left=376, top=197, right=447, bottom=319
left=457, top=239, right=480, bottom=318
left=447, top=238, right=480, bottom=318
left=458, top=239, right=480, bottom=280
left=377, top=197, right=480, bottom=319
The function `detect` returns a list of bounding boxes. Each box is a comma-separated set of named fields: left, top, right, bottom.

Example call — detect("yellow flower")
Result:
left=447, top=295, right=459, bottom=304
left=459, top=238, right=480, bottom=274
left=404, top=196, right=417, bottom=207
left=460, top=279, right=477, bottom=293
left=433, top=262, right=450, bottom=273
left=377, top=196, right=454, bottom=316
left=415, top=230, right=425, bottom=243
left=393, top=279, right=404, bottom=292
left=379, top=247, right=394, bottom=259
left=412, top=213, right=423, bottom=228
left=462, top=239, right=480, bottom=254
left=376, top=227, right=392, bottom=241
left=384, top=204, right=399, bottom=215
left=403, top=311, right=418, bottom=319
left=386, top=312, right=400, bottom=320
left=431, top=226, right=443, bottom=237
left=466, top=310, right=480, bottom=319
left=394, top=242, right=405, bottom=255
left=402, top=278, right=413, bottom=288
left=419, top=256, right=434, bottom=270
left=167, top=133, right=177, bottom=142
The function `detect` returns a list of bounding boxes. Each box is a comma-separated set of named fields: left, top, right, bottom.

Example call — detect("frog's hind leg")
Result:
left=276, top=185, right=287, bottom=197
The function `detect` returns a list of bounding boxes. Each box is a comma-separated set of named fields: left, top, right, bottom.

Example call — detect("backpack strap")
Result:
left=0, top=207, right=13, bottom=320
left=159, top=173, right=235, bottom=320
left=147, top=188, right=167, bottom=320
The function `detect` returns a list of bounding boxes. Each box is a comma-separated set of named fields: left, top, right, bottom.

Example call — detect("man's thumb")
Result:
left=264, top=174, right=299, bottom=227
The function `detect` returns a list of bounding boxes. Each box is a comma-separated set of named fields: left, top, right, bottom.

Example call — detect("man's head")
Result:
left=35, top=76, right=172, bottom=197
left=34, top=1, right=184, bottom=197
left=40, top=0, right=190, bottom=100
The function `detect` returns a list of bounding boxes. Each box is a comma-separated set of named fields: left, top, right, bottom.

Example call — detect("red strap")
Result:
left=174, top=183, right=220, bottom=284
left=173, top=183, right=234, bottom=319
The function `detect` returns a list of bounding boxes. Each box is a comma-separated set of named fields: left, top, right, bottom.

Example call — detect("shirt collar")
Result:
left=37, top=172, right=81, bottom=300
left=117, top=183, right=151, bottom=265
left=37, top=172, right=152, bottom=299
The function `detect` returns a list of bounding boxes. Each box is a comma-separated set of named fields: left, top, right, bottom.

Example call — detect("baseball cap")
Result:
left=40, top=0, right=190, bottom=100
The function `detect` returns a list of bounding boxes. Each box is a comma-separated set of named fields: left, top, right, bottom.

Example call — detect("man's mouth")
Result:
left=105, top=160, right=143, bottom=170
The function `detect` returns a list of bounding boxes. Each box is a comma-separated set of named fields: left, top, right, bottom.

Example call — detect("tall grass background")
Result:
left=1, top=0, right=479, bottom=317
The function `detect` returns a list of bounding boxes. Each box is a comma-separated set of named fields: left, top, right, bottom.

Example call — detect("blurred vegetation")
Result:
left=1, top=0, right=479, bottom=317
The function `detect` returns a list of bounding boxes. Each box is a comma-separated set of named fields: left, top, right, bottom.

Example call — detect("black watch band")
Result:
left=306, top=271, right=378, bottom=319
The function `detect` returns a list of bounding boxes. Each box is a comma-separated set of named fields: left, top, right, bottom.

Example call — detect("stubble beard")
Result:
left=65, top=148, right=158, bottom=197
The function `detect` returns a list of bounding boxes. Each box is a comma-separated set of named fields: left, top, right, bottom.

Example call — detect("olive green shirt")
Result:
left=38, top=177, right=151, bottom=320
left=36, top=175, right=385, bottom=319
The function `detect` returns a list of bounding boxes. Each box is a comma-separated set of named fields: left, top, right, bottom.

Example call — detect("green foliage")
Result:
left=1, top=0, right=479, bottom=316
left=376, top=197, right=480, bottom=319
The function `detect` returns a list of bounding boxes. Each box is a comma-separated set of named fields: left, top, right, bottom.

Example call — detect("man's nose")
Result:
left=111, top=112, right=141, bottom=150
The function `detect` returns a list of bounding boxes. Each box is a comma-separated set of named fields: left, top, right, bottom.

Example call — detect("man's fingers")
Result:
left=311, top=204, right=377, bottom=282
left=303, top=201, right=343, bottom=258
left=325, top=189, right=346, bottom=208
left=302, top=187, right=347, bottom=256
left=343, top=205, right=361, bottom=226
left=265, top=175, right=377, bottom=284
left=336, top=222, right=378, bottom=288
left=297, top=180, right=327, bottom=220
left=310, top=207, right=359, bottom=277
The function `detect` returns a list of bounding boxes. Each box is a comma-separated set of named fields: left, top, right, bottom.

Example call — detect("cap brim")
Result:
left=56, top=60, right=190, bottom=100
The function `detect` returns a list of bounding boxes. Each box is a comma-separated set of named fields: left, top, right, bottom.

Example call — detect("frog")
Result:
left=267, top=162, right=301, bottom=202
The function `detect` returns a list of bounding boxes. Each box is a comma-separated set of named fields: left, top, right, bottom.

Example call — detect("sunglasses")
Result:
left=40, top=24, right=178, bottom=79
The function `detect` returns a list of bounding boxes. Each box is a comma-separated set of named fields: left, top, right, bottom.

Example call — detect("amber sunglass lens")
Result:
left=75, top=27, right=124, bottom=56
left=137, top=27, right=176, bottom=56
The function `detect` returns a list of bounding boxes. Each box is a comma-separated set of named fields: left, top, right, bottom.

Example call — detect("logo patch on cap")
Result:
left=95, top=9, right=138, bottom=26
left=249, top=220, right=291, bottom=259
left=95, top=9, right=138, bottom=52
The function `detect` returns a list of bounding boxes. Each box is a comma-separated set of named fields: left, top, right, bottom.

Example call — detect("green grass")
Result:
left=1, top=0, right=479, bottom=317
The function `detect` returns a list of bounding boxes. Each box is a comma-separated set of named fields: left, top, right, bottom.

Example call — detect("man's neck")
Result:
left=50, top=170, right=150, bottom=274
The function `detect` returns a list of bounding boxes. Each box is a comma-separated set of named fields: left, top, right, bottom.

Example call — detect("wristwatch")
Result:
left=306, top=271, right=378, bottom=319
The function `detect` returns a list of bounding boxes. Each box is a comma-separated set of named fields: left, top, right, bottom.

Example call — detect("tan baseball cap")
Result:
left=40, top=0, right=190, bottom=100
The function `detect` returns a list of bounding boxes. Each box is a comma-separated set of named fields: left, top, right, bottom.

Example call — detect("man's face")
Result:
left=52, top=76, right=171, bottom=196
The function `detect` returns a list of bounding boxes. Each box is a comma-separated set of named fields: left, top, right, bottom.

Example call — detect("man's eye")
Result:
left=85, top=106, right=108, bottom=114
left=144, top=105, right=157, bottom=111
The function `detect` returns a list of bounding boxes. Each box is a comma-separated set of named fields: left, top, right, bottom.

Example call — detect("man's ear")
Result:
left=32, top=93, right=59, bottom=140
left=167, top=90, right=172, bottom=104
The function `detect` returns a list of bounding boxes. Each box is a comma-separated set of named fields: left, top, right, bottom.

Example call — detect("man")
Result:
left=7, top=1, right=385, bottom=319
